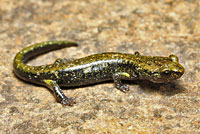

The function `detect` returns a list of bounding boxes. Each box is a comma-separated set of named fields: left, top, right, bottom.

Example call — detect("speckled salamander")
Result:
left=13, top=41, right=184, bottom=106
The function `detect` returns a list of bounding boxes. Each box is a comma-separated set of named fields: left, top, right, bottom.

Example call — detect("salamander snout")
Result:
left=159, top=63, right=184, bottom=83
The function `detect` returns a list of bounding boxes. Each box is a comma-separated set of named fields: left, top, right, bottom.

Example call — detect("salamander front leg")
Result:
left=43, top=79, right=76, bottom=106
left=113, top=72, right=131, bottom=92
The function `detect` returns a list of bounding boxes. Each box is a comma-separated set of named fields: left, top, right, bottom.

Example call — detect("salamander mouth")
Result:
left=150, top=79, right=168, bottom=83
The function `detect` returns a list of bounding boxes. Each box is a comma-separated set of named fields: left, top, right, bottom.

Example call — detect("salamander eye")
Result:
left=163, top=70, right=170, bottom=75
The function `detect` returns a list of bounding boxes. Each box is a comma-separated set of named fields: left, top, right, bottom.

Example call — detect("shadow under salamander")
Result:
left=125, top=80, right=185, bottom=96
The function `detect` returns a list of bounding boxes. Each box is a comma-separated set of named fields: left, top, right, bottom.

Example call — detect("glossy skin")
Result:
left=13, top=41, right=184, bottom=106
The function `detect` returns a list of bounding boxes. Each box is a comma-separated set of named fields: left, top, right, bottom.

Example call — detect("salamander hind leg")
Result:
left=43, top=79, right=76, bottom=106
left=54, top=58, right=74, bottom=64
left=112, top=72, right=131, bottom=92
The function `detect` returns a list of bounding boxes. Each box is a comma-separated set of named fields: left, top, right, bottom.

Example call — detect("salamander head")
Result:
left=138, top=54, right=184, bottom=83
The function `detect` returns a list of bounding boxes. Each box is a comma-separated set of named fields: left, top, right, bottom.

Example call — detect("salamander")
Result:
left=13, top=41, right=184, bottom=106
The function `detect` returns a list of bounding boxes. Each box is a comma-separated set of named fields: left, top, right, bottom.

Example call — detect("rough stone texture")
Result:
left=0, top=0, right=200, bottom=133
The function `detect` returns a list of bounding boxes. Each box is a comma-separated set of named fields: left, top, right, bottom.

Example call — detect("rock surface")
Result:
left=0, top=0, right=200, bottom=133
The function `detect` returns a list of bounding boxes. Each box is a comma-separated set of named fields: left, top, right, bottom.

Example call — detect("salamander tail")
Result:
left=13, top=41, right=78, bottom=81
